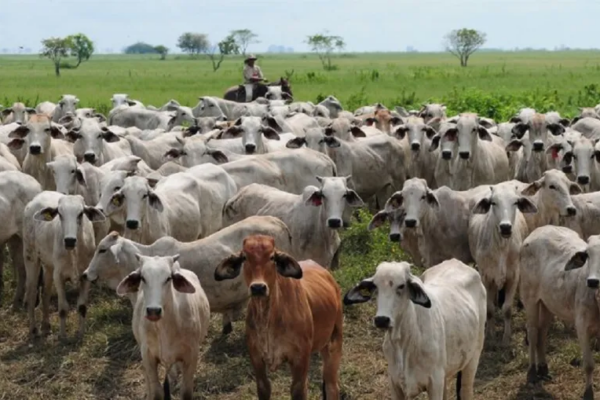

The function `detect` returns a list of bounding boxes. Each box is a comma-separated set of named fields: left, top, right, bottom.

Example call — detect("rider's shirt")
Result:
left=243, top=65, right=263, bottom=83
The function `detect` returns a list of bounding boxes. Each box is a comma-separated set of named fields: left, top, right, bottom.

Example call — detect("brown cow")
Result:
left=215, top=234, right=343, bottom=400
left=363, top=108, right=404, bottom=134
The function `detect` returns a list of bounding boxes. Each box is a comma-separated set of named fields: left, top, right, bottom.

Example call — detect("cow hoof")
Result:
left=222, top=323, right=233, bottom=336
left=526, top=365, right=538, bottom=385
left=583, top=385, right=594, bottom=400
left=41, top=323, right=51, bottom=336
left=537, top=363, right=552, bottom=381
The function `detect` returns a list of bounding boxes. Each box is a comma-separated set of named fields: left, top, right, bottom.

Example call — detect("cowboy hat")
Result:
left=244, top=54, right=258, bottom=62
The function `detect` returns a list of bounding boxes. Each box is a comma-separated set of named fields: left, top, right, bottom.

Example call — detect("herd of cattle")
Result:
left=2, top=92, right=600, bottom=399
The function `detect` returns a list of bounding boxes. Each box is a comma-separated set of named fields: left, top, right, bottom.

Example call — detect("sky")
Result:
left=3, top=0, right=600, bottom=53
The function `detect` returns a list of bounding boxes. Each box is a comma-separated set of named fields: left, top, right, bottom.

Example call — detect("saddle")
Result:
left=238, top=84, right=254, bottom=102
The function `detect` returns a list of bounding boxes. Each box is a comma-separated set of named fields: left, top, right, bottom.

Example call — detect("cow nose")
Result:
left=64, top=237, right=77, bottom=249
left=16, top=121, right=23, bottom=125
left=374, top=316, right=390, bottom=329
left=562, top=165, right=573, bottom=174
left=327, top=218, right=342, bottom=229
left=567, top=206, right=577, bottom=216
left=587, top=278, right=600, bottom=289
left=459, top=152, right=470, bottom=160
left=389, top=233, right=401, bottom=242
left=250, top=283, right=267, bottom=296
left=146, top=307, right=162, bottom=321
left=442, top=151, right=452, bottom=160
left=29, top=145, right=41, bottom=155
left=411, top=142, right=420, bottom=151
left=499, top=223, right=512, bottom=237
left=578, top=176, right=590, bottom=185
left=245, top=144, right=256, bottom=154
left=533, top=142, right=544, bottom=152
left=405, top=219, right=416, bottom=228
left=84, top=153, right=96, bottom=163
left=126, top=220, right=139, bottom=230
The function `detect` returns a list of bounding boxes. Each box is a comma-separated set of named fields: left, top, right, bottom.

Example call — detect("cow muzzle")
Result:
left=404, top=219, right=417, bottom=228
left=146, top=307, right=162, bottom=321
left=84, top=153, right=96, bottom=163
left=250, top=283, right=268, bottom=297
left=459, top=152, right=470, bottom=160
left=566, top=206, right=577, bottom=216
left=587, top=278, right=600, bottom=289
left=389, top=233, right=401, bottom=242
left=64, top=237, right=77, bottom=249
left=245, top=144, right=256, bottom=154
left=532, top=142, right=544, bottom=152
left=29, top=145, right=42, bottom=155
left=442, top=151, right=452, bottom=160
left=327, top=218, right=342, bottom=229
left=562, top=165, right=573, bottom=174
left=578, top=175, right=590, bottom=185
left=374, top=316, right=391, bottom=329
left=499, top=223, right=512, bottom=238
left=81, top=271, right=97, bottom=283
left=411, top=142, right=420, bottom=151
left=126, top=220, right=139, bottom=230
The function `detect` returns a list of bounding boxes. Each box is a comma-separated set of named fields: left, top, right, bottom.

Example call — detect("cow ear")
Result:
left=207, top=149, right=228, bottom=163
left=94, top=113, right=107, bottom=122
left=263, top=116, right=283, bottom=133
left=1, top=108, right=12, bottom=117
left=76, top=168, right=86, bottom=186
left=547, top=123, right=565, bottom=136
left=511, top=123, right=529, bottom=139
left=423, top=126, right=438, bottom=140
left=344, top=278, right=375, bottom=305
left=565, top=251, right=588, bottom=271
left=429, top=135, right=441, bottom=151
left=388, top=192, right=403, bottom=208
left=222, top=126, right=243, bottom=138
left=509, top=116, right=522, bottom=124
left=472, top=197, right=491, bottom=214
left=571, top=116, right=582, bottom=125
left=286, top=137, right=306, bottom=149
left=390, top=116, right=404, bottom=126
left=477, top=126, right=492, bottom=141
left=101, top=128, right=120, bottom=143
left=304, top=188, right=323, bottom=207
left=350, top=126, right=367, bottom=138
left=84, top=206, right=106, bottom=222
left=183, top=126, right=201, bottom=137
left=443, top=127, right=458, bottom=141
left=65, top=130, right=81, bottom=143
left=559, top=118, right=570, bottom=128
left=261, top=126, right=281, bottom=140
left=506, top=139, right=523, bottom=152
left=407, top=278, right=431, bottom=308
left=274, top=251, right=302, bottom=279
left=8, top=125, right=30, bottom=139
left=163, top=148, right=183, bottom=160
left=7, top=138, right=25, bottom=150
left=171, top=262, right=196, bottom=293
left=116, top=269, right=142, bottom=296
left=365, top=117, right=377, bottom=127
left=148, top=191, right=164, bottom=212
left=395, top=106, right=409, bottom=118
left=33, top=207, right=58, bottom=222
left=346, top=189, right=365, bottom=207
left=106, top=192, right=125, bottom=214
left=517, top=197, right=538, bottom=214
left=426, top=190, right=439, bottom=207
left=368, top=210, right=388, bottom=231
left=521, top=179, right=543, bottom=196
left=479, top=119, right=495, bottom=129
left=50, top=125, right=64, bottom=139
left=214, top=252, right=245, bottom=281
left=570, top=183, right=583, bottom=195
left=393, top=126, right=408, bottom=140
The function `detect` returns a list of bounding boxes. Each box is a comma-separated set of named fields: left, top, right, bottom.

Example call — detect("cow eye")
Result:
left=71, top=169, right=75, bottom=174
left=98, top=248, right=107, bottom=254
left=549, top=185, right=556, bottom=190
left=97, top=134, right=103, bottom=139
left=165, top=276, right=172, bottom=284
left=397, top=284, right=405, bottom=290
left=490, top=201, right=496, bottom=206
left=420, top=195, right=426, bottom=200
left=140, top=276, right=146, bottom=283
left=113, top=186, right=121, bottom=192
left=143, top=193, right=149, bottom=199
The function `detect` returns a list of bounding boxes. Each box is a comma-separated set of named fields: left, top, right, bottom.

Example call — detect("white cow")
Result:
left=110, top=107, right=192, bottom=132
left=7, top=114, right=73, bottom=190
left=125, top=132, right=184, bottom=170
left=82, top=216, right=293, bottom=334
left=23, top=192, right=105, bottom=338
left=344, top=259, right=486, bottom=400
left=66, top=118, right=132, bottom=165
left=214, top=116, right=291, bottom=154
left=223, top=177, right=363, bottom=269
left=116, top=254, right=210, bottom=400
left=1, top=102, right=36, bottom=125
left=35, top=101, right=57, bottom=117
left=393, top=116, right=438, bottom=186
left=52, top=95, right=79, bottom=123
left=520, top=226, right=600, bottom=399
left=469, top=182, right=537, bottom=345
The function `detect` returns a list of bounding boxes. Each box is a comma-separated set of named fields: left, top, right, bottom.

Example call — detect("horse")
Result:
left=224, top=78, right=293, bottom=103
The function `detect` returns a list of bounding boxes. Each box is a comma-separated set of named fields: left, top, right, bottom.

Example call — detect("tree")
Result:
left=123, top=42, right=158, bottom=54
left=154, top=45, right=169, bottom=60
left=231, top=29, right=259, bottom=55
left=177, top=32, right=209, bottom=55
left=306, top=33, right=345, bottom=71
left=66, top=33, right=94, bottom=68
left=444, top=28, right=487, bottom=67
left=219, top=34, right=240, bottom=55
left=40, top=37, right=70, bottom=77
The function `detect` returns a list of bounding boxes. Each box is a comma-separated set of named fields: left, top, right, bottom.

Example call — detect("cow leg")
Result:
left=25, top=247, right=42, bottom=336
left=221, top=312, right=233, bottom=335
left=320, top=335, right=342, bottom=399
left=390, top=377, right=406, bottom=400
left=40, top=265, right=54, bottom=336
left=76, top=278, right=91, bottom=339
left=53, top=268, right=69, bottom=340
left=249, top=351, right=271, bottom=400
left=0, top=243, right=5, bottom=306
left=9, top=237, right=26, bottom=310
left=142, top=351, right=162, bottom=400
left=577, top=321, right=594, bottom=400
left=290, top=354, right=310, bottom=400
left=458, top=356, right=479, bottom=400
left=524, top=301, right=539, bottom=384
left=427, top=370, right=445, bottom=400
left=485, top=281, right=497, bottom=340
left=536, top=303, right=553, bottom=381
left=181, top=358, right=197, bottom=400
left=330, top=244, right=342, bottom=271
left=501, top=271, right=519, bottom=346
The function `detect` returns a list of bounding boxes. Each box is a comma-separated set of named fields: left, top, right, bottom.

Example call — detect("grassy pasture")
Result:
left=1, top=52, right=600, bottom=399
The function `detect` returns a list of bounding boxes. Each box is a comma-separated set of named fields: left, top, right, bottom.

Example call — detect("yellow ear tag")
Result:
left=112, top=197, right=121, bottom=206
left=43, top=212, right=54, bottom=221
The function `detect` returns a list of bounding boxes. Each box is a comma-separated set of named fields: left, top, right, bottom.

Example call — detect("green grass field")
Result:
left=1, top=52, right=600, bottom=399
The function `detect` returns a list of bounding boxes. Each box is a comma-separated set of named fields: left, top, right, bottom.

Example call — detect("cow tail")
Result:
left=456, top=371, right=462, bottom=400
left=163, top=374, right=171, bottom=400
left=321, top=381, right=327, bottom=400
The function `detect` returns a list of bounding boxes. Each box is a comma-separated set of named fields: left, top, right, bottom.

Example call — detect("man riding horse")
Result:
left=223, top=54, right=293, bottom=103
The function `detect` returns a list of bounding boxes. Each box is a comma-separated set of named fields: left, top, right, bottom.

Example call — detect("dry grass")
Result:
left=0, top=260, right=598, bottom=400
